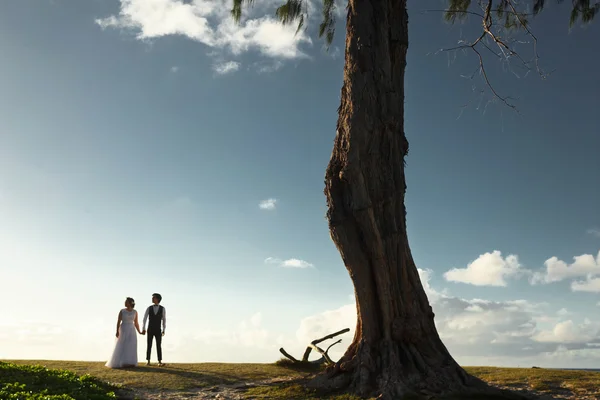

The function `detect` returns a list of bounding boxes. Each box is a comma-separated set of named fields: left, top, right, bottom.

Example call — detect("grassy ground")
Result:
left=243, top=366, right=600, bottom=399
left=4, top=360, right=600, bottom=399
left=6, top=360, right=307, bottom=391
left=466, top=366, right=600, bottom=398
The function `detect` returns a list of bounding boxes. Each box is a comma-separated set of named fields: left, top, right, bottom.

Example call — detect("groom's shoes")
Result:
left=158, top=362, right=165, bottom=367
left=146, top=361, right=151, bottom=366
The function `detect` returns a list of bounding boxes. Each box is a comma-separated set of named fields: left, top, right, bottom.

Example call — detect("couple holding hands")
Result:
left=105, top=293, right=167, bottom=368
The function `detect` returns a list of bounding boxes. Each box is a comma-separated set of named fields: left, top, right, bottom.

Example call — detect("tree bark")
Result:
left=316, top=1, right=535, bottom=399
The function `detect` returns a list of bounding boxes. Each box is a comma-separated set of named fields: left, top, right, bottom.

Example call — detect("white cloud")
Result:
left=281, top=258, right=314, bottom=268
left=443, top=250, right=524, bottom=287
left=170, top=66, right=179, bottom=73
left=264, top=257, right=314, bottom=268
left=259, top=198, right=277, bottom=210
left=213, top=60, right=240, bottom=74
left=533, top=319, right=600, bottom=344
left=571, top=276, right=600, bottom=292
left=95, top=0, right=312, bottom=62
left=530, top=251, right=600, bottom=285
left=294, top=268, right=600, bottom=367
left=437, top=298, right=542, bottom=350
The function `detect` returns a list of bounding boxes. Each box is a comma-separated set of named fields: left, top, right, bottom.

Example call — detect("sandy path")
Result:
left=126, top=377, right=297, bottom=400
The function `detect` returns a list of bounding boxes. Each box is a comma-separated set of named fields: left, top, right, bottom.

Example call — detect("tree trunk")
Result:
left=316, top=1, right=533, bottom=399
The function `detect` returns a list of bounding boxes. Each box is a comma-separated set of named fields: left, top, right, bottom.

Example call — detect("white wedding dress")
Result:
left=106, top=309, right=138, bottom=368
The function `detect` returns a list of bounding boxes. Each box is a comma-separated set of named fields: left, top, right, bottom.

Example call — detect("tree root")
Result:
left=304, top=339, right=550, bottom=400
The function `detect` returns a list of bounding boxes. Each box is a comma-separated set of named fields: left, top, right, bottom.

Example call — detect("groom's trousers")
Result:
left=146, top=330, right=162, bottom=362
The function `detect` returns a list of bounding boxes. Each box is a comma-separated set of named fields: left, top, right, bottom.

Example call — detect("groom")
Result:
left=142, top=293, right=166, bottom=366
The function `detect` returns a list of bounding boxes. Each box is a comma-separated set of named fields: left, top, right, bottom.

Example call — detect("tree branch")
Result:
left=302, top=327, right=350, bottom=362
left=504, top=0, right=546, bottom=79
left=280, top=328, right=350, bottom=366
left=279, top=347, right=299, bottom=362
left=312, top=328, right=350, bottom=346
left=438, top=0, right=517, bottom=110
left=325, top=339, right=342, bottom=357
left=434, top=0, right=551, bottom=112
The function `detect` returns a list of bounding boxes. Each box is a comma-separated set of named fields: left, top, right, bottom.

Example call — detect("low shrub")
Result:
left=0, top=362, right=118, bottom=400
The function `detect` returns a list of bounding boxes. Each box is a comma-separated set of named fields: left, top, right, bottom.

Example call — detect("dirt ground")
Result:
left=126, top=380, right=600, bottom=400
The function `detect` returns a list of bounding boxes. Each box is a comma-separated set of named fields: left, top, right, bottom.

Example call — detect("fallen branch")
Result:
left=279, top=328, right=350, bottom=366
left=278, top=348, right=299, bottom=363
left=325, top=339, right=342, bottom=355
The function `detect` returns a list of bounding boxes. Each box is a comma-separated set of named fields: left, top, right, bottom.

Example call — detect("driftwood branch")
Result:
left=313, top=328, right=350, bottom=345
left=279, top=347, right=299, bottom=363
left=325, top=338, right=342, bottom=355
left=279, top=327, right=350, bottom=366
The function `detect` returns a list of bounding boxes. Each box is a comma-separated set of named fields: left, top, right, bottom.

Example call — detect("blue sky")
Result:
left=1, top=0, right=599, bottom=367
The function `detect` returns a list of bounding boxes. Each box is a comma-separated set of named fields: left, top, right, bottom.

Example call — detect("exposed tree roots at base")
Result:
left=304, top=340, right=546, bottom=400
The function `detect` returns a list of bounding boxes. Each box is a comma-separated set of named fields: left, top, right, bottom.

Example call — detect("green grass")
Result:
left=3, top=361, right=600, bottom=399
left=6, top=360, right=307, bottom=391
left=0, top=362, right=119, bottom=400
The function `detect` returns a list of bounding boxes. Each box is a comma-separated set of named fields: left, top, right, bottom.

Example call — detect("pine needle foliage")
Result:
left=232, top=0, right=596, bottom=47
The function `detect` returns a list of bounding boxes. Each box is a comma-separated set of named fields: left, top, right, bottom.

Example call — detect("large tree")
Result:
left=233, top=0, right=597, bottom=398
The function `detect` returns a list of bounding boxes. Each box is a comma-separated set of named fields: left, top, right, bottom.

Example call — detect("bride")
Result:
left=106, top=297, right=143, bottom=368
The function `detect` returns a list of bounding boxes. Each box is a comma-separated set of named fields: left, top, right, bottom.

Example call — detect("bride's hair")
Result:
left=125, top=297, right=135, bottom=308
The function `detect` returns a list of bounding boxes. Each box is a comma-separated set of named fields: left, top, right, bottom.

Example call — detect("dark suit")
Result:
left=145, top=305, right=165, bottom=362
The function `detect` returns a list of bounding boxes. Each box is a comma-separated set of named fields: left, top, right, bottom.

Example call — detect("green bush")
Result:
left=0, top=362, right=117, bottom=400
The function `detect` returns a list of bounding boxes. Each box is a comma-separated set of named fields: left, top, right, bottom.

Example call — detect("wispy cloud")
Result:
left=213, top=61, right=241, bottom=75
left=264, top=257, right=314, bottom=269
left=170, top=66, right=179, bottom=73
left=588, top=228, right=600, bottom=238
left=254, top=60, right=284, bottom=74
left=557, top=308, right=570, bottom=317
left=259, top=198, right=277, bottom=210
left=95, top=0, right=312, bottom=62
